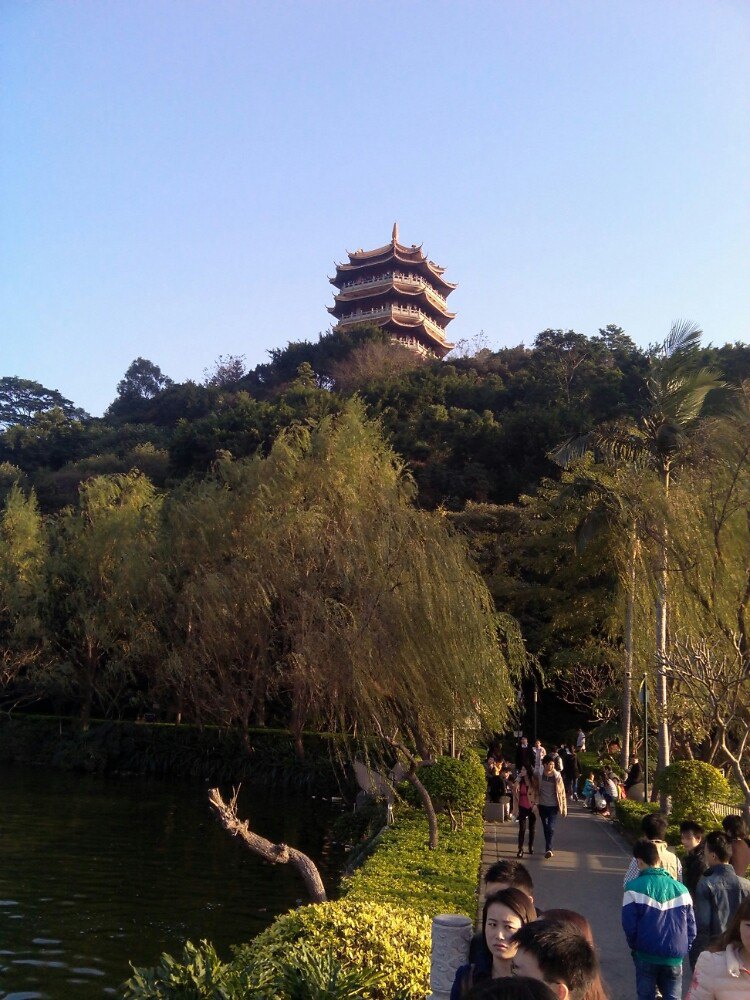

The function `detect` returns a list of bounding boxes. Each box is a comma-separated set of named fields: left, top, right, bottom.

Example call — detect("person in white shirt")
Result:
left=623, top=812, right=683, bottom=886
left=532, top=739, right=546, bottom=775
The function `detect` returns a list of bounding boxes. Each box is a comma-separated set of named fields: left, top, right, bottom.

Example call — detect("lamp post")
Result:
left=533, top=682, right=538, bottom=743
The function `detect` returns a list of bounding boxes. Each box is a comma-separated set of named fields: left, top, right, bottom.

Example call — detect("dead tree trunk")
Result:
left=208, top=787, right=326, bottom=902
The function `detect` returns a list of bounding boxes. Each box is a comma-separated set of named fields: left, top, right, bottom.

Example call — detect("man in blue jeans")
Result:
left=622, top=838, right=696, bottom=1000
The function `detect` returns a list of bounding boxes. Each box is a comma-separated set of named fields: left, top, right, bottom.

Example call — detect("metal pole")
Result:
left=533, top=683, right=538, bottom=743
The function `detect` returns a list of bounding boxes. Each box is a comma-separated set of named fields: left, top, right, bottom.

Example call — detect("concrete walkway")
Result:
left=480, top=802, right=636, bottom=1000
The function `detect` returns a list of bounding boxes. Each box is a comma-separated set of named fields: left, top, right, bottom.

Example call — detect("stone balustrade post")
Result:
left=428, top=913, right=473, bottom=1000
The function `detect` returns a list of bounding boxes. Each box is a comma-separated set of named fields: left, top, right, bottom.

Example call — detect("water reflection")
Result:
left=0, top=764, right=345, bottom=998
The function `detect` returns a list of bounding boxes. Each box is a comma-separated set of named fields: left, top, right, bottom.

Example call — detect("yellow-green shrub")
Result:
left=656, top=761, right=733, bottom=826
left=234, top=899, right=430, bottom=1000
left=343, top=811, right=483, bottom=916
left=401, top=754, right=486, bottom=817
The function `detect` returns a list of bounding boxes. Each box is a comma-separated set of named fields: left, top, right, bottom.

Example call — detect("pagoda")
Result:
left=328, top=224, right=456, bottom=359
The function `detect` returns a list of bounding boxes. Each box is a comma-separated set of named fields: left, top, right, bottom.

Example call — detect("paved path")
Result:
left=480, top=802, right=636, bottom=999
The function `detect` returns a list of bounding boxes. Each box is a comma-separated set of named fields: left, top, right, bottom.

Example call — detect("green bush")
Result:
left=402, top=753, right=486, bottom=817
left=656, top=761, right=733, bottom=826
left=234, top=900, right=430, bottom=1000
left=330, top=800, right=386, bottom=847
left=343, top=811, right=483, bottom=917
left=614, top=799, right=681, bottom=846
left=614, top=798, right=659, bottom=837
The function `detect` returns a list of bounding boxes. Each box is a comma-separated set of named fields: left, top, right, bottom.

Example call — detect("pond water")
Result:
left=0, top=764, right=346, bottom=999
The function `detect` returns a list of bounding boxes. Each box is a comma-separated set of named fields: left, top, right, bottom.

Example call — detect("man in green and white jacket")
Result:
left=622, top=838, right=696, bottom=1000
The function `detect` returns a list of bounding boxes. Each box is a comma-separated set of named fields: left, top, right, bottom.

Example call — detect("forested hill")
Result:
left=2, top=324, right=749, bottom=514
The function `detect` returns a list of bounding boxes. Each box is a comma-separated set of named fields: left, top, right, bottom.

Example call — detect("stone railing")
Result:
left=711, top=800, right=745, bottom=819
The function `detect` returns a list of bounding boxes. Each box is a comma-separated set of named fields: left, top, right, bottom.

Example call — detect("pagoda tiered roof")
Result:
left=327, top=225, right=457, bottom=360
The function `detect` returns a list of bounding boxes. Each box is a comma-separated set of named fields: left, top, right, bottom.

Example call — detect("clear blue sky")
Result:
left=2, top=1, right=749, bottom=416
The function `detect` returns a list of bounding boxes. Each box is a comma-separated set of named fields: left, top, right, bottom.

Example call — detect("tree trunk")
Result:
left=621, top=538, right=636, bottom=771
left=657, top=467, right=671, bottom=811
left=79, top=653, right=96, bottom=733
left=405, top=768, right=439, bottom=850
left=208, top=788, right=326, bottom=902
left=383, top=734, right=439, bottom=849
left=720, top=738, right=750, bottom=825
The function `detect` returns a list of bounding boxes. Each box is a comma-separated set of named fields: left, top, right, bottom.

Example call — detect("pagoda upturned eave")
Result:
left=333, top=311, right=454, bottom=354
left=329, top=285, right=455, bottom=321
left=330, top=253, right=457, bottom=294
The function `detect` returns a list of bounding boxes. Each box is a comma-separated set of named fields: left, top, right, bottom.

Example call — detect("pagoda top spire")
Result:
left=392, top=221, right=399, bottom=243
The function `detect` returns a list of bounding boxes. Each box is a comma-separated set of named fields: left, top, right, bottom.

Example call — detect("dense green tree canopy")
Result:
left=0, top=376, right=89, bottom=429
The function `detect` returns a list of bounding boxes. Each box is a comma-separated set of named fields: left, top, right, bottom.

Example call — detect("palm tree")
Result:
left=555, top=464, right=644, bottom=770
left=554, top=321, right=724, bottom=788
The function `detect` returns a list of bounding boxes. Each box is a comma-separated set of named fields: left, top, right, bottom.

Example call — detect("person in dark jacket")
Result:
left=622, top=838, right=696, bottom=1000
left=691, top=830, right=750, bottom=965
left=465, top=979, right=558, bottom=1000
left=562, top=747, right=580, bottom=801
left=679, top=820, right=707, bottom=898
left=515, top=736, right=535, bottom=775
left=624, top=755, right=643, bottom=795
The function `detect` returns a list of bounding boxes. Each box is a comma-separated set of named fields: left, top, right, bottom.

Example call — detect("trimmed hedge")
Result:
left=614, top=798, right=680, bottom=847
left=232, top=808, right=483, bottom=998
left=0, top=715, right=357, bottom=793
left=343, top=811, right=484, bottom=917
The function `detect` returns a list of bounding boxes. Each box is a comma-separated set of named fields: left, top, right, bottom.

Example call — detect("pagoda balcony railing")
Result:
left=339, top=305, right=449, bottom=342
left=340, top=272, right=448, bottom=306
left=391, top=335, right=437, bottom=359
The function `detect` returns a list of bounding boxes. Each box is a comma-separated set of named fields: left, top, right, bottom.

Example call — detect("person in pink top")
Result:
left=513, top=766, right=538, bottom=858
left=687, top=895, right=750, bottom=998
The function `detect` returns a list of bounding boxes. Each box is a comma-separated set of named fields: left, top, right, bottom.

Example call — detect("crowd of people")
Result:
left=456, top=733, right=750, bottom=1000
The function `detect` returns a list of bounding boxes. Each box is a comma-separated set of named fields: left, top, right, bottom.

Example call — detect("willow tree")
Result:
left=0, top=484, right=47, bottom=700
left=45, top=471, right=162, bottom=728
left=161, top=401, right=514, bottom=762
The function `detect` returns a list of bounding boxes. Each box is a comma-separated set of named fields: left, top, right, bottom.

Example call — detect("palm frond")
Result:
left=663, top=319, right=703, bottom=360
left=673, top=368, right=725, bottom=425
left=551, top=427, right=649, bottom=470
left=549, top=434, right=594, bottom=468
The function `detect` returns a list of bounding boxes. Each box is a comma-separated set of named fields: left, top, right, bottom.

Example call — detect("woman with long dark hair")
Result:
left=722, top=816, right=750, bottom=879
left=451, top=888, right=537, bottom=999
